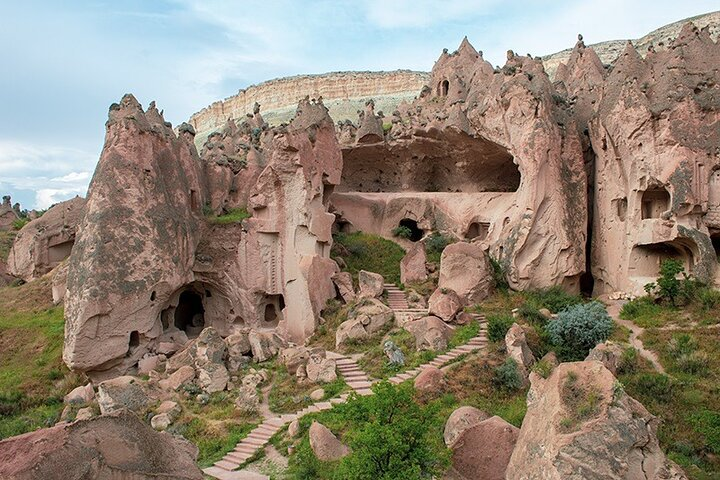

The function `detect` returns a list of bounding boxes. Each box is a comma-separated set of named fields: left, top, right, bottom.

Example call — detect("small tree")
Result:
left=334, top=382, right=449, bottom=479
left=656, top=258, right=685, bottom=305
left=546, top=301, right=613, bottom=361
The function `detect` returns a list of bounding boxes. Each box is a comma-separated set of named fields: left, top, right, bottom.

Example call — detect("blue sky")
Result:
left=1, top=1, right=717, bottom=209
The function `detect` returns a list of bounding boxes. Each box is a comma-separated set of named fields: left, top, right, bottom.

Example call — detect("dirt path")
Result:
left=257, top=384, right=274, bottom=420
left=605, top=300, right=665, bottom=374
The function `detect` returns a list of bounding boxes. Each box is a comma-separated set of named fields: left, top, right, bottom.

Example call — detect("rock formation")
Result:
left=0, top=410, right=203, bottom=479
left=63, top=94, right=340, bottom=379
left=0, top=195, right=19, bottom=230
left=506, top=361, right=686, bottom=479
left=7, top=196, right=85, bottom=281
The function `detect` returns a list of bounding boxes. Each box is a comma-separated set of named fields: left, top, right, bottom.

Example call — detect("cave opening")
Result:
left=48, top=239, right=74, bottom=264
left=630, top=242, right=694, bottom=277
left=465, top=221, right=489, bottom=241
left=711, top=233, right=720, bottom=261
left=399, top=218, right=424, bottom=242
left=174, top=290, right=205, bottom=337
left=641, top=187, right=670, bottom=219
left=262, top=294, right=285, bottom=328
left=440, top=80, right=449, bottom=97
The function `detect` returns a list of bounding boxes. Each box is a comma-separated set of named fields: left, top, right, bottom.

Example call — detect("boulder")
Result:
left=138, top=354, right=165, bottom=375
left=332, top=271, right=356, bottom=303
left=225, top=332, right=252, bottom=372
left=151, top=413, right=173, bottom=431
left=335, top=298, right=394, bottom=347
left=438, top=242, right=493, bottom=304
left=306, top=354, right=337, bottom=384
left=506, top=361, right=687, bottom=480
left=279, top=346, right=311, bottom=375
left=235, top=384, right=260, bottom=413
left=248, top=330, right=285, bottom=362
left=0, top=410, right=203, bottom=479
left=414, top=366, right=446, bottom=395
left=197, top=362, right=229, bottom=393
left=288, top=419, right=300, bottom=437
left=310, top=388, right=325, bottom=401
left=97, top=376, right=149, bottom=415
left=165, top=341, right=197, bottom=374
left=444, top=406, right=489, bottom=448
left=585, top=341, right=627, bottom=376
left=451, top=416, right=519, bottom=480
left=64, top=383, right=94, bottom=405
left=504, top=323, right=535, bottom=379
left=404, top=315, right=453, bottom=351
left=157, top=400, right=181, bottom=419
left=358, top=270, right=384, bottom=299
left=194, top=327, right=226, bottom=366
left=74, top=407, right=94, bottom=421
left=428, top=288, right=463, bottom=323
left=309, top=421, right=351, bottom=461
left=159, top=365, right=196, bottom=392
left=400, top=242, right=427, bottom=284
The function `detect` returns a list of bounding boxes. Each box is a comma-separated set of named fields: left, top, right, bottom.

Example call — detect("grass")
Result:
left=617, top=327, right=720, bottom=478
left=268, top=362, right=348, bottom=414
left=309, top=300, right=351, bottom=352
left=208, top=207, right=251, bottom=225
left=0, top=230, right=17, bottom=261
left=621, top=286, right=720, bottom=329
left=558, top=371, right=602, bottom=432
left=357, top=328, right=436, bottom=379
left=0, top=275, right=85, bottom=439
left=331, top=232, right=405, bottom=286
left=170, top=416, right=257, bottom=467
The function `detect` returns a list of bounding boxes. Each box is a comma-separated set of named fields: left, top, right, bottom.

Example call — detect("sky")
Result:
left=1, top=1, right=717, bottom=210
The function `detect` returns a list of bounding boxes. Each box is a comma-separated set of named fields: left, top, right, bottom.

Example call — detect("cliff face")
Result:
left=543, top=11, right=720, bottom=79
left=188, top=70, right=429, bottom=146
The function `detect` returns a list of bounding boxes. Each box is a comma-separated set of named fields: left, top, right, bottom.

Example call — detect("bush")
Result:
left=676, top=351, right=710, bottom=375
left=391, top=225, right=413, bottom=239
left=489, top=256, right=509, bottom=291
left=210, top=207, right=251, bottom=225
left=487, top=313, right=514, bottom=342
left=617, top=347, right=639, bottom=375
left=668, top=333, right=698, bottom=357
left=690, top=409, right=720, bottom=454
left=526, top=286, right=583, bottom=313
left=627, top=373, right=674, bottom=404
left=11, top=218, right=29, bottom=230
left=517, top=303, right=548, bottom=325
left=333, top=382, right=450, bottom=479
left=425, top=232, right=453, bottom=263
left=620, top=296, right=662, bottom=320
left=493, top=358, right=522, bottom=391
left=532, top=359, right=554, bottom=379
left=546, top=301, right=613, bottom=361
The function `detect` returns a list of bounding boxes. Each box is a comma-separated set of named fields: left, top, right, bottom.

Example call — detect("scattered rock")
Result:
left=74, top=407, right=94, bottom=421
left=151, top=413, right=173, bottom=431
left=309, top=421, right=351, bottom=461
left=358, top=270, right=384, bottom=299
left=585, top=341, right=627, bottom=376
left=444, top=406, right=489, bottom=448
left=332, top=272, right=356, bottom=303
left=197, top=362, right=229, bottom=393
left=64, top=383, right=94, bottom=405
left=159, top=365, right=196, bottom=392
left=97, top=376, right=149, bottom=415
left=306, top=354, right=337, bottom=384
left=504, top=323, right=536, bottom=379
left=225, top=331, right=252, bottom=372
left=404, top=315, right=453, bottom=351
left=288, top=419, right=300, bottom=437
left=0, top=410, right=203, bottom=479
left=414, top=366, right=446, bottom=396
left=336, top=298, right=394, bottom=347
left=428, top=288, right=463, bottom=323
left=451, top=416, right=519, bottom=480
left=310, top=388, right=325, bottom=401
left=280, top=346, right=311, bottom=375
left=138, top=354, right=164, bottom=375
left=235, top=385, right=260, bottom=413
left=248, top=330, right=285, bottom=362
left=194, top=327, right=226, bottom=366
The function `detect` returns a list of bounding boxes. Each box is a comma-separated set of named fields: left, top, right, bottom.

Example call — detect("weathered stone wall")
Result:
left=188, top=70, right=429, bottom=146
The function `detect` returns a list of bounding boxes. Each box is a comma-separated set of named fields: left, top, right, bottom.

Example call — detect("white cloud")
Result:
left=362, top=0, right=501, bottom=28
left=36, top=187, right=87, bottom=210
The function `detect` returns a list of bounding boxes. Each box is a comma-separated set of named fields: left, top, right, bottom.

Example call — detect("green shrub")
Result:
left=617, top=347, right=639, bottom=375
left=532, top=359, right=554, bottom=379
left=696, top=287, right=720, bottom=310
left=391, top=225, right=413, bottom=239
left=487, top=313, right=514, bottom=342
left=489, top=256, right=509, bottom=291
left=210, top=207, right=251, bottom=224
left=425, top=232, right=454, bottom=263
left=668, top=333, right=698, bottom=357
left=546, top=301, right=613, bottom=361
left=493, top=358, right=522, bottom=391
left=517, top=303, right=547, bottom=325
left=526, top=286, right=583, bottom=313
left=690, top=409, right=720, bottom=454
left=620, top=296, right=662, bottom=320
left=11, top=218, right=29, bottom=230
left=627, top=373, right=674, bottom=404
left=676, top=351, right=710, bottom=375
left=333, top=382, right=450, bottom=479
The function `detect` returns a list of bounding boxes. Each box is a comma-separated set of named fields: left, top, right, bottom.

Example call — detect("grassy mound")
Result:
left=331, top=232, right=405, bottom=286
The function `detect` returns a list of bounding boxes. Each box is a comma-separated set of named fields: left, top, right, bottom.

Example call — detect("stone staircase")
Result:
left=384, top=283, right=428, bottom=325
left=203, top=315, right=488, bottom=479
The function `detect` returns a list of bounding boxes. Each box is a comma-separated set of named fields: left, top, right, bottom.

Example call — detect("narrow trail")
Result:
left=605, top=300, right=665, bottom=374
left=203, top=313, right=488, bottom=479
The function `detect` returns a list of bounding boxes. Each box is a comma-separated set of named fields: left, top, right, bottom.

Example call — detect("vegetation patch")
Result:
left=331, top=232, right=405, bottom=286
left=268, top=363, right=348, bottom=414
left=208, top=207, right=251, bottom=225
left=424, top=232, right=454, bottom=264
left=286, top=382, right=450, bottom=480
left=558, top=371, right=602, bottom=432
left=545, top=301, right=613, bottom=361
left=0, top=230, right=17, bottom=261
left=357, top=328, right=435, bottom=379
left=169, top=416, right=257, bottom=467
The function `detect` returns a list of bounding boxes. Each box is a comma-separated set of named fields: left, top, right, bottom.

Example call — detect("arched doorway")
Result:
left=174, top=290, right=205, bottom=337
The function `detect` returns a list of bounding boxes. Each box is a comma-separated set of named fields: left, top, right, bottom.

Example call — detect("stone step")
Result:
left=315, top=402, right=333, bottom=410
left=225, top=451, right=253, bottom=463
left=214, top=459, right=240, bottom=471
left=348, top=381, right=372, bottom=389
left=247, top=432, right=272, bottom=441
left=264, top=417, right=287, bottom=428
left=242, top=437, right=267, bottom=447
left=234, top=444, right=259, bottom=454
left=330, top=397, right=347, bottom=404
left=357, top=388, right=373, bottom=396
left=203, top=466, right=271, bottom=480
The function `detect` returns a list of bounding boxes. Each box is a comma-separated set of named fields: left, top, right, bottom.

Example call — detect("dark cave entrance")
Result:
left=440, top=80, right=449, bottom=97
left=399, top=218, right=424, bottom=242
left=174, top=290, right=205, bottom=337
left=711, top=233, right=720, bottom=261
left=465, top=221, right=489, bottom=241
left=263, top=294, right=285, bottom=328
